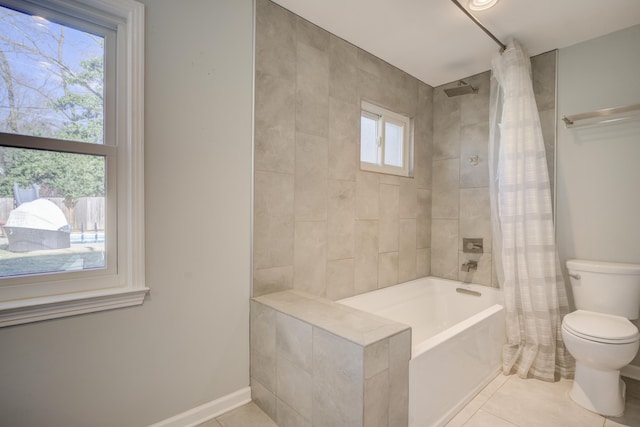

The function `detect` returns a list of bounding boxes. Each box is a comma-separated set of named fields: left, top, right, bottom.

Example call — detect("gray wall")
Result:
left=556, top=25, right=640, bottom=266
left=431, top=52, right=558, bottom=287
left=0, top=1, right=254, bottom=425
left=253, top=0, right=433, bottom=300
left=556, top=25, right=640, bottom=367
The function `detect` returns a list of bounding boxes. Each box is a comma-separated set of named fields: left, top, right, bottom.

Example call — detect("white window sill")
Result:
left=0, top=287, right=149, bottom=327
left=360, top=161, right=412, bottom=177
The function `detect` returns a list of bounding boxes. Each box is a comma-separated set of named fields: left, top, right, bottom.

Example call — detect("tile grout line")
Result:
left=470, top=372, right=520, bottom=427
left=458, top=374, right=512, bottom=427
left=473, top=375, right=520, bottom=426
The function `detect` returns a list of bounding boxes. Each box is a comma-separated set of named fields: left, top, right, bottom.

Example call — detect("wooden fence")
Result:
left=0, top=197, right=105, bottom=231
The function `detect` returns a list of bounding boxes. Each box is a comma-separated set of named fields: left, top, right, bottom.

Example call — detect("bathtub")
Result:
left=339, top=276, right=505, bottom=427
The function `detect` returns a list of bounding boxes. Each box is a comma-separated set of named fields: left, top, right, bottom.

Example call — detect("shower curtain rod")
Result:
left=450, top=0, right=507, bottom=52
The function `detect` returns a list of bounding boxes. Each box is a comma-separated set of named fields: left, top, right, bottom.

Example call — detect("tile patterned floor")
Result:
left=197, top=402, right=277, bottom=427
left=445, top=374, right=640, bottom=427
left=199, top=376, right=640, bottom=426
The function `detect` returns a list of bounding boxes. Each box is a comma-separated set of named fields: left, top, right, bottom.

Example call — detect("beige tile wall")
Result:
left=431, top=51, right=557, bottom=286
left=250, top=292, right=411, bottom=426
left=254, top=0, right=555, bottom=293
left=254, top=0, right=433, bottom=298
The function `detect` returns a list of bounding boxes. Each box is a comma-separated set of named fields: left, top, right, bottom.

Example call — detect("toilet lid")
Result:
left=563, top=310, right=640, bottom=344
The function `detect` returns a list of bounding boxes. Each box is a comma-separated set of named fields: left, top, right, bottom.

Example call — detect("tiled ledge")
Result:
left=251, top=290, right=411, bottom=426
left=252, top=289, right=410, bottom=346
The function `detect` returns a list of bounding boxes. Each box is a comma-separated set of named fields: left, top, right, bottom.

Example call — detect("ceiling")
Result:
left=270, top=0, right=640, bottom=87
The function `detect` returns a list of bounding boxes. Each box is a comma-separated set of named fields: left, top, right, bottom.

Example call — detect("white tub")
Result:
left=339, top=276, right=505, bottom=427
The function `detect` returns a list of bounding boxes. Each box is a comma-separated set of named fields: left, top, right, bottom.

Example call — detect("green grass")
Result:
left=0, top=242, right=105, bottom=277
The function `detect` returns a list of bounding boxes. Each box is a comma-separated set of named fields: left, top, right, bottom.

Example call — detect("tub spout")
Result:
left=461, top=261, right=478, bottom=272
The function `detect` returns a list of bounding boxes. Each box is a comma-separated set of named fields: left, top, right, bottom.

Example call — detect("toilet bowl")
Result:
left=561, top=310, right=639, bottom=416
left=562, top=259, right=640, bottom=417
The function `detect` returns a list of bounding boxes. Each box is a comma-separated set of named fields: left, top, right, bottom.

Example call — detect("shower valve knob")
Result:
left=463, top=238, right=483, bottom=253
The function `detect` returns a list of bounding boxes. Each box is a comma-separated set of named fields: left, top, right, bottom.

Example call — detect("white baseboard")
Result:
left=622, top=364, right=640, bottom=381
left=149, top=387, right=251, bottom=427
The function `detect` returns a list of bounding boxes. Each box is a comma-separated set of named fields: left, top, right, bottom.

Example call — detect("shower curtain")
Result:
left=489, top=40, right=574, bottom=381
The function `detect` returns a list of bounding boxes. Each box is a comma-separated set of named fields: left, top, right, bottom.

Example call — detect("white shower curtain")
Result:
left=489, top=40, right=574, bottom=381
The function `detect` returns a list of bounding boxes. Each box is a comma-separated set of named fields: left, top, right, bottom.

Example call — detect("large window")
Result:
left=0, top=0, right=145, bottom=326
left=360, top=100, right=413, bottom=177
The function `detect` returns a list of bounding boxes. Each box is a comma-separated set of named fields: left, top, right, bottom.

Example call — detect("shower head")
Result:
left=444, top=80, right=478, bottom=97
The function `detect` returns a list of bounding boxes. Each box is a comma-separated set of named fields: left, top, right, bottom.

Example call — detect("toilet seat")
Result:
left=563, top=310, right=640, bottom=344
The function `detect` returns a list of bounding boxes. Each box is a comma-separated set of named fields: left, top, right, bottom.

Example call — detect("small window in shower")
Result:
left=360, top=100, right=413, bottom=177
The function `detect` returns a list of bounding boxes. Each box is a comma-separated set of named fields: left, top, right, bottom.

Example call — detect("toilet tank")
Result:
left=567, top=259, right=640, bottom=319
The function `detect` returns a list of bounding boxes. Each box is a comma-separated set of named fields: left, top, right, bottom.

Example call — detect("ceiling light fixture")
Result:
left=468, top=0, right=499, bottom=11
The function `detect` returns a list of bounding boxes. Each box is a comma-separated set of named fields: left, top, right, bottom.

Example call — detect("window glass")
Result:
left=384, top=120, right=404, bottom=167
left=0, top=5, right=105, bottom=144
left=0, top=147, right=106, bottom=278
left=360, top=113, right=379, bottom=164
left=0, top=5, right=109, bottom=279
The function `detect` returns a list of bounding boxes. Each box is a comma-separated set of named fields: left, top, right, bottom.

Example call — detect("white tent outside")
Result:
left=5, top=199, right=70, bottom=232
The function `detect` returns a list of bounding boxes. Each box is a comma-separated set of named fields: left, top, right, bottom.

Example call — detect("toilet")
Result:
left=561, top=259, right=640, bottom=416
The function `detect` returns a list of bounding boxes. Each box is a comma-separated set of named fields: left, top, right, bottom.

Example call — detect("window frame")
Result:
left=0, top=0, right=146, bottom=327
left=360, top=100, right=413, bottom=177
